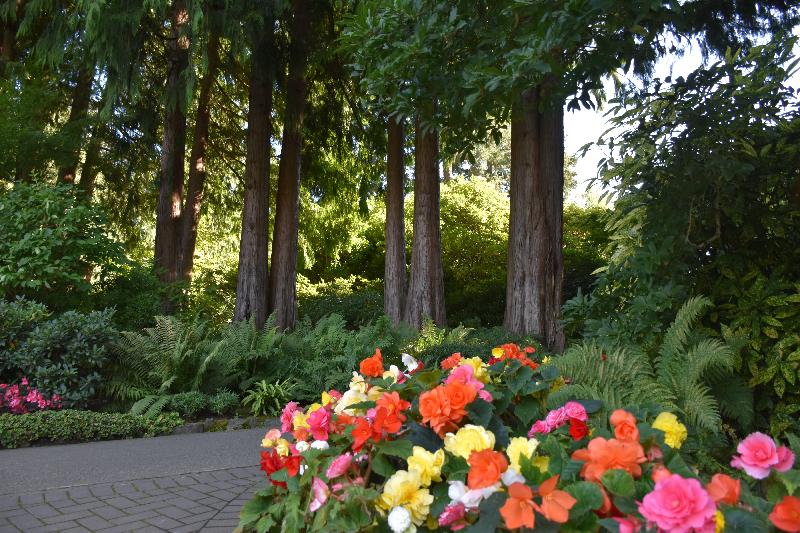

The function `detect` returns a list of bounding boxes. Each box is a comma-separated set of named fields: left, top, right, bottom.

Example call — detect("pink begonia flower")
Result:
left=638, top=474, right=716, bottom=533
left=612, top=516, right=641, bottom=533
left=776, top=446, right=796, bottom=472
left=444, top=365, right=493, bottom=402
left=326, top=453, right=353, bottom=479
left=21, top=377, right=28, bottom=386
left=438, top=502, right=467, bottom=530
left=280, top=402, right=301, bottom=433
left=328, top=390, right=342, bottom=401
left=730, top=432, right=785, bottom=479
left=528, top=419, right=552, bottom=437
left=545, top=406, right=569, bottom=428
left=307, top=408, right=331, bottom=441
left=309, top=477, right=329, bottom=512
left=562, top=401, right=588, bottom=422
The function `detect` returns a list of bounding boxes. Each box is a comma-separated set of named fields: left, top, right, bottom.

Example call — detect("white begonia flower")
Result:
left=310, top=440, right=329, bottom=450
left=448, top=480, right=500, bottom=509
left=401, top=353, right=420, bottom=373
left=295, top=440, right=310, bottom=453
left=387, top=506, right=412, bottom=533
left=501, top=468, right=525, bottom=487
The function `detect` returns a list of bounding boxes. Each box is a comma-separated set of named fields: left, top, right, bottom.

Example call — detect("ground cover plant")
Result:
left=240, top=344, right=800, bottom=532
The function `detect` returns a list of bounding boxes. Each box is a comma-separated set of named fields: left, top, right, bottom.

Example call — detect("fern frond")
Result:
left=656, top=296, right=711, bottom=381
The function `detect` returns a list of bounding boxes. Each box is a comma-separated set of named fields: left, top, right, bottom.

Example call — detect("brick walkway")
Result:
left=0, top=465, right=262, bottom=533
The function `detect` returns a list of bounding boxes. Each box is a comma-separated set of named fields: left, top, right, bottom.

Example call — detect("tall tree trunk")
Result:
left=268, top=0, right=310, bottom=331
left=233, top=27, right=274, bottom=329
left=384, top=117, right=406, bottom=325
left=504, top=85, right=565, bottom=352
left=57, top=65, right=94, bottom=184
left=179, top=30, right=220, bottom=282
left=154, top=0, right=189, bottom=312
left=404, top=111, right=446, bottom=328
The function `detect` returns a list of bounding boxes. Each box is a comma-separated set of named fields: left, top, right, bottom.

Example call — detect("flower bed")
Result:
left=239, top=344, right=800, bottom=532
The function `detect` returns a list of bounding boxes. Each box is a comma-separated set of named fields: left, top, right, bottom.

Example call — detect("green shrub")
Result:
left=208, top=390, right=240, bottom=416
left=0, top=301, right=118, bottom=408
left=0, top=183, right=123, bottom=309
left=242, top=380, right=296, bottom=417
left=0, top=409, right=183, bottom=448
left=0, top=298, right=49, bottom=376
left=92, top=263, right=166, bottom=331
left=297, top=275, right=384, bottom=329
left=168, top=391, right=208, bottom=418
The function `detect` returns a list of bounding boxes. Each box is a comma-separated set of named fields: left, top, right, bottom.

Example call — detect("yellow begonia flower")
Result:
left=306, top=402, right=323, bottom=414
left=444, top=425, right=495, bottom=460
left=652, top=412, right=688, bottom=449
left=407, top=447, right=445, bottom=487
left=321, top=391, right=333, bottom=406
left=460, top=357, right=490, bottom=383
left=367, top=385, right=385, bottom=402
left=350, top=372, right=368, bottom=394
left=275, top=438, right=290, bottom=457
left=533, top=456, right=550, bottom=473
left=261, top=428, right=282, bottom=448
left=334, top=388, right=368, bottom=415
left=505, top=437, right=539, bottom=472
left=293, top=411, right=310, bottom=430
left=715, top=511, right=724, bottom=533
left=377, top=470, right=433, bottom=526
left=491, top=347, right=504, bottom=358
left=383, top=365, right=401, bottom=383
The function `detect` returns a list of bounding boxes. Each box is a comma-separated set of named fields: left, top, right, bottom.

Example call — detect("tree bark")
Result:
left=57, top=65, right=94, bottom=184
left=268, top=0, right=311, bottom=331
left=233, top=26, right=274, bottom=329
left=504, top=85, right=565, bottom=352
left=179, top=30, right=220, bottom=282
left=384, top=117, right=406, bottom=325
left=154, top=0, right=189, bottom=312
left=404, top=112, right=446, bottom=328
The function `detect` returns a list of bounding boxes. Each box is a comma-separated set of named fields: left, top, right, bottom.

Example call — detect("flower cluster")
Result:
left=241, top=343, right=800, bottom=533
left=0, top=378, right=61, bottom=414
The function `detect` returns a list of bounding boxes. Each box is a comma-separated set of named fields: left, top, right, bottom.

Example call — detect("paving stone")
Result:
left=178, top=510, right=217, bottom=525
left=157, top=505, right=192, bottom=520
left=8, top=513, right=43, bottom=529
left=171, top=523, right=203, bottom=533
left=0, top=494, right=19, bottom=512
left=24, top=504, right=60, bottom=519
left=96, top=521, right=151, bottom=533
left=76, top=514, right=114, bottom=530
left=19, top=493, right=44, bottom=505
left=92, top=505, right=127, bottom=520
left=60, top=526, right=92, bottom=533
left=89, top=485, right=115, bottom=498
left=43, top=489, right=70, bottom=503
left=42, top=510, right=93, bottom=524
left=109, top=510, right=160, bottom=526
left=145, top=514, right=185, bottom=530
left=103, top=496, right=138, bottom=510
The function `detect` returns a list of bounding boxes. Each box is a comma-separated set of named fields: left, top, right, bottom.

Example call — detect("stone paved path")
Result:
left=0, top=428, right=272, bottom=532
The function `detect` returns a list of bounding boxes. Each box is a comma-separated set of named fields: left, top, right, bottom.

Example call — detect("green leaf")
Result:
left=467, top=399, right=493, bottom=427
left=508, top=365, right=534, bottom=394
left=601, top=469, right=635, bottom=497
left=514, top=395, right=543, bottom=426
left=723, top=508, right=768, bottom=532
left=464, top=492, right=504, bottom=532
left=777, top=470, right=800, bottom=495
left=371, top=453, right=395, bottom=478
left=407, top=421, right=443, bottom=452
left=239, top=496, right=271, bottom=525
left=378, top=439, right=413, bottom=458
left=564, top=481, right=604, bottom=517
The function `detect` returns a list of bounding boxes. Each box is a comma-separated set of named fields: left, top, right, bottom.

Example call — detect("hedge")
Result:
left=0, top=409, right=184, bottom=448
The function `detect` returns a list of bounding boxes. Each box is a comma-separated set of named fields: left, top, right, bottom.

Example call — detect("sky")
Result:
left=565, top=31, right=800, bottom=206
left=563, top=44, right=705, bottom=205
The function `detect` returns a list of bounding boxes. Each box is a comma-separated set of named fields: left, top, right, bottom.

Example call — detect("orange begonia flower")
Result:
left=359, top=348, right=384, bottom=377
left=467, top=449, right=509, bottom=490
left=441, top=353, right=462, bottom=370
left=770, top=495, right=800, bottom=533
left=610, top=409, right=640, bottom=443
left=351, top=417, right=372, bottom=451
left=571, top=437, right=646, bottom=482
left=706, top=473, right=740, bottom=506
left=418, top=383, right=477, bottom=438
left=374, top=391, right=411, bottom=434
left=534, top=475, right=577, bottom=524
left=500, top=483, right=535, bottom=530
left=651, top=465, right=671, bottom=483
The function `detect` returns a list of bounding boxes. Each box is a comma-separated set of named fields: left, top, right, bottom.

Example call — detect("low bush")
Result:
left=297, top=276, right=384, bottom=329
left=0, top=300, right=118, bottom=408
left=0, top=409, right=183, bottom=448
left=0, top=378, right=61, bottom=414
left=168, top=391, right=208, bottom=418
left=208, top=390, right=240, bottom=416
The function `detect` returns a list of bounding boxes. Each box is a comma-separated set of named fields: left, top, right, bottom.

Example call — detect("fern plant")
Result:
left=242, top=379, right=296, bottom=417
left=105, top=316, right=240, bottom=416
left=551, top=296, right=753, bottom=434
